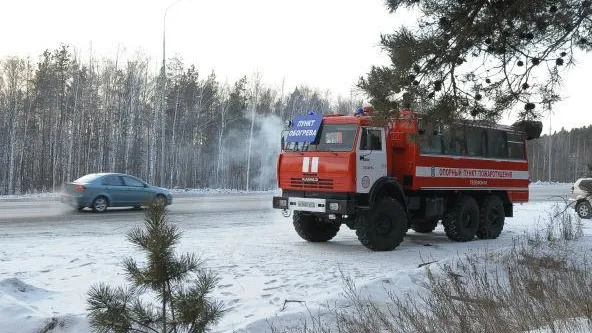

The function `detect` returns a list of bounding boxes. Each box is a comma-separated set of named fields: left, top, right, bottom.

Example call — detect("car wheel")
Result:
left=576, top=201, right=592, bottom=219
left=92, top=196, right=109, bottom=213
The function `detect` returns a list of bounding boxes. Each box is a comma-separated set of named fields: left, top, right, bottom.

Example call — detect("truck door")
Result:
left=356, top=127, right=387, bottom=193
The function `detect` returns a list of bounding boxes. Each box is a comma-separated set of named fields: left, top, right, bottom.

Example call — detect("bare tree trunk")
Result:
left=169, top=89, right=180, bottom=188
left=4, top=58, right=24, bottom=194
left=245, top=73, right=261, bottom=191
left=216, top=93, right=229, bottom=187
left=548, top=117, right=552, bottom=182
left=124, top=63, right=138, bottom=174
left=8, top=99, right=18, bottom=194
left=67, top=67, right=81, bottom=181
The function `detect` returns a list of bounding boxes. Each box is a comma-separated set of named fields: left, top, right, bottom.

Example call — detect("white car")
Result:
left=570, top=178, right=592, bottom=219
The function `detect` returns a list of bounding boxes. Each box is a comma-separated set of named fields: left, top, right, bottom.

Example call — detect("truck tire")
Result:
left=442, top=195, right=479, bottom=242
left=477, top=195, right=505, bottom=239
left=411, top=217, right=439, bottom=233
left=293, top=211, right=340, bottom=242
left=356, top=197, right=407, bottom=251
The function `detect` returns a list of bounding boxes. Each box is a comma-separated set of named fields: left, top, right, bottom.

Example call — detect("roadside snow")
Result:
left=169, top=188, right=279, bottom=195
left=0, top=192, right=59, bottom=201
left=0, top=194, right=585, bottom=333
left=240, top=205, right=592, bottom=333
left=243, top=237, right=592, bottom=333
left=0, top=278, right=89, bottom=333
left=530, top=181, right=573, bottom=186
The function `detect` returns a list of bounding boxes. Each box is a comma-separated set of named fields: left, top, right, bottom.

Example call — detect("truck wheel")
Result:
left=442, top=196, right=479, bottom=242
left=411, top=217, right=439, bottom=233
left=356, top=197, right=407, bottom=251
left=293, top=211, right=340, bottom=242
left=576, top=201, right=592, bottom=219
left=477, top=195, right=505, bottom=239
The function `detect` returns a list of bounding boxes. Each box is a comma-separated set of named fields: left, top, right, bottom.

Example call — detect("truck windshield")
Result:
left=284, top=124, right=357, bottom=152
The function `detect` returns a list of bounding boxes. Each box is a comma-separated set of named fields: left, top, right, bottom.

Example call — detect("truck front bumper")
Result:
left=272, top=195, right=354, bottom=214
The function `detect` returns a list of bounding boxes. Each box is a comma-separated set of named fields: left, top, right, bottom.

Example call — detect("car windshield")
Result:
left=284, top=124, right=357, bottom=152
left=74, top=174, right=102, bottom=183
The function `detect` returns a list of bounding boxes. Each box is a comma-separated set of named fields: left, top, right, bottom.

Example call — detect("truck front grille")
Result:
left=290, top=178, right=334, bottom=190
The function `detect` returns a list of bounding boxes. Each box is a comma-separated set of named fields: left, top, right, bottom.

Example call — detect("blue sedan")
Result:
left=60, top=173, right=173, bottom=212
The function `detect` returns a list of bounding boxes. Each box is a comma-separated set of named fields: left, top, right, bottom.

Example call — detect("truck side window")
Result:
left=443, top=125, right=467, bottom=155
left=419, top=124, right=443, bottom=154
left=507, top=132, right=525, bottom=159
left=487, top=129, right=508, bottom=158
left=360, top=128, right=382, bottom=151
left=466, top=127, right=487, bottom=157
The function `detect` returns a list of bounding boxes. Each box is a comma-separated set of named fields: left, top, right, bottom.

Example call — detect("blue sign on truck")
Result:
left=286, top=113, right=323, bottom=143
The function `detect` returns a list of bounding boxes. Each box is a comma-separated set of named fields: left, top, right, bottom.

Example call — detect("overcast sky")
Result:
left=1, top=0, right=590, bottom=131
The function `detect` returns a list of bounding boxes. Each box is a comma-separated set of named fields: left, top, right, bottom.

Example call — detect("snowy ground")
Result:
left=0, top=185, right=582, bottom=333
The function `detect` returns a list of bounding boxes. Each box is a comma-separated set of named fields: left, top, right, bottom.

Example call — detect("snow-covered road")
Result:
left=0, top=184, right=577, bottom=332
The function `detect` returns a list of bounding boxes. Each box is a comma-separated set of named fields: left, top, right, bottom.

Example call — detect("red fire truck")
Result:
left=272, top=108, right=542, bottom=251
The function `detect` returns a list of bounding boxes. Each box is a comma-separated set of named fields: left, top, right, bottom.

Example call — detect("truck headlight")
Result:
left=329, top=202, right=339, bottom=211
left=274, top=197, right=288, bottom=208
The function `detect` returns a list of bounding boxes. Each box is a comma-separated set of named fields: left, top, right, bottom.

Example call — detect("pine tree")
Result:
left=359, top=0, right=592, bottom=124
left=87, top=202, right=224, bottom=333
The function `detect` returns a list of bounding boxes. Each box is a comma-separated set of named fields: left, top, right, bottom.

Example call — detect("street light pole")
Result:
left=160, top=0, right=185, bottom=186
left=163, top=0, right=182, bottom=78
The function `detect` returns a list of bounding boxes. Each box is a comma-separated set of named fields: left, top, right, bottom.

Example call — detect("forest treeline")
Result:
left=0, top=45, right=359, bottom=195
left=0, top=45, right=589, bottom=195
left=528, top=126, right=592, bottom=183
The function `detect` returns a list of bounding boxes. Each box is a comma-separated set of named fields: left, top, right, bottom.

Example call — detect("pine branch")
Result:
left=362, top=0, right=592, bottom=122
left=127, top=226, right=149, bottom=250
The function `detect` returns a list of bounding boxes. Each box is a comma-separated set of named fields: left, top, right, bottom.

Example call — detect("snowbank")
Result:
left=0, top=192, right=584, bottom=333
left=168, top=188, right=279, bottom=196
left=0, top=192, right=58, bottom=201
left=241, top=239, right=592, bottom=333
left=530, top=181, right=573, bottom=186
left=0, top=278, right=89, bottom=333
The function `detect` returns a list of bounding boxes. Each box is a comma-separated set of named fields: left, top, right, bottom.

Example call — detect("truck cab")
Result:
left=274, top=110, right=393, bottom=212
